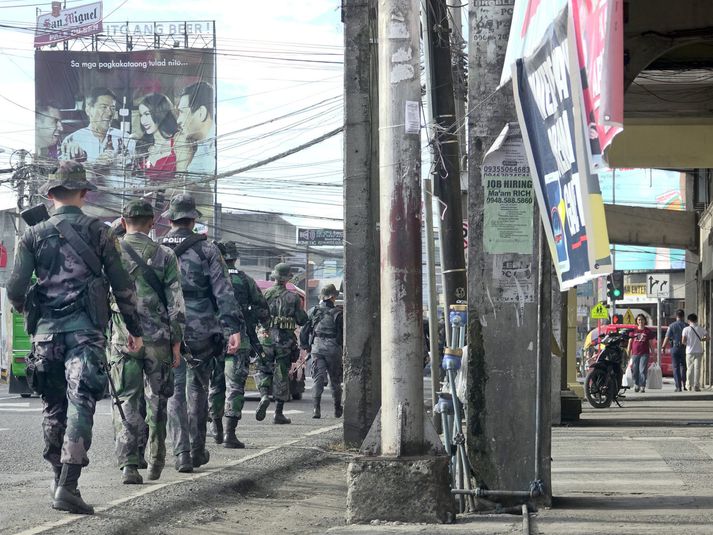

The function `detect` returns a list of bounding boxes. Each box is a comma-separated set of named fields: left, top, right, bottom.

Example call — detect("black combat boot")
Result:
left=147, top=463, right=163, bottom=481
left=273, top=401, right=291, bottom=424
left=223, top=417, right=245, bottom=449
left=209, top=418, right=224, bottom=445
left=175, top=451, right=193, bottom=473
left=49, top=464, right=62, bottom=498
left=52, top=464, right=94, bottom=515
left=255, top=394, right=271, bottom=421
left=312, top=396, right=321, bottom=419
left=334, top=391, right=343, bottom=418
left=191, top=448, right=210, bottom=468
left=121, top=465, right=143, bottom=484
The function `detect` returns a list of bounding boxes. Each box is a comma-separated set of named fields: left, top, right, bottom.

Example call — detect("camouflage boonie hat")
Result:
left=221, top=241, right=240, bottom=260
left=271, top=262, right=292, bottom=282
left=320, top=283, right=338, bottom=298
left=161, top=193, right=202, bottom=220
left=39, top=160, right=96, bottom=195
left=122, top=199, right=154, bottom=218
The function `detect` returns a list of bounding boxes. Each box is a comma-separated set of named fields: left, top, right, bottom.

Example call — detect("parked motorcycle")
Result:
left=584, top=329, right=630, bottom=409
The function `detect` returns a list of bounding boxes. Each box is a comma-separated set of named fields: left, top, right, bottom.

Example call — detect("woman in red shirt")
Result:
left=136, top=93, right=178, bottom=182
left=627, top=314, right=655, bottom=393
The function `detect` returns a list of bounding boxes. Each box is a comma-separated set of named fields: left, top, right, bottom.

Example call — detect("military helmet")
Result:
left=320, top=283, right=338, bottom=299
left=39, top=160, right=97, bottom=195
left=221, top=241, right=240, bottom=260
left=161, top=193, right=202, bottom=220
left=271, top=262, right=292, bottom=282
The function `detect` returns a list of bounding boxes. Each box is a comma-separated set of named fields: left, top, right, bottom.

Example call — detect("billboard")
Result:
left=35, top=49, right=216, bottom=233
left=35, top=1, right=103, bottom=47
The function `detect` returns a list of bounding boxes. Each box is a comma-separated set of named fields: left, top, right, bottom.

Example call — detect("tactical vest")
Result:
left=162, top=233, right=212, bottom=302
left=313, top=304, right=339, bottom=340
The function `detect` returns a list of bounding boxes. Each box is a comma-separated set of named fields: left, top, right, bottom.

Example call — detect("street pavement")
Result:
left=3, top=378, right=713, bottom=534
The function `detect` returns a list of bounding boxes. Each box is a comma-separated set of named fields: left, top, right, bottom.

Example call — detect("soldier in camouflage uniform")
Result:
left=208, top=241, right=270, bottom=447
left=305, top=284, right=344, bottom=419
left=110, top=200, right=186, bottom=484
left=162, top=194, right=243, bottom=471
left=6, top=161, right=143, bottom=515
left=257, top=263, right=308, bottom=424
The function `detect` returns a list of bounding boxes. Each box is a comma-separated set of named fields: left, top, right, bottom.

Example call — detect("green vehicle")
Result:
left=8, top=311, right=33, bottom=397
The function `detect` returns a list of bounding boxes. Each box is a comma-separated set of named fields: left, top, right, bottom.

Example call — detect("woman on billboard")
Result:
left=136, top=93, right=178, bottom=181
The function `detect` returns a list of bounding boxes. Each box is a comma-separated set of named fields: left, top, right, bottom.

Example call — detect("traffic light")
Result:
left=607, top=271, right=625, bottom=301
left=611, top=314, right=623, bottom=325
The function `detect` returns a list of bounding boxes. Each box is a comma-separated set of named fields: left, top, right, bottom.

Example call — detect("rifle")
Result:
left=101, top=360, right=126, bottom=422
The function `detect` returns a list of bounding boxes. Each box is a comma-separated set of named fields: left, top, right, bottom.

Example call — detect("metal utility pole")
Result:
left=378, top=0, right=424, bottom=455
left=342, top=0, right=382, bottom=447
left=425, top=0, right=467, bottom=334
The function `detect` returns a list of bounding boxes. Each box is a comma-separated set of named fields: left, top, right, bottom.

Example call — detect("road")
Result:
left=0, top=378, right=343, bottom=535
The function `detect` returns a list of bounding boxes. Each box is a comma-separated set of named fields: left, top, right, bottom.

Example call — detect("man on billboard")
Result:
left=61, top=87, right=125, bottom=165
left=35, top=102, right=63, bottom=162
left=175, top=81, right=215, bottom=176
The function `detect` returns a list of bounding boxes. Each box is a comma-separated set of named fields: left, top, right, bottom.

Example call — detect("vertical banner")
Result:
left=35, top=49, right=216, bottom=234
left=570, top=0, right=623, bottom=169
left=512, top=6, right=611, bottom=290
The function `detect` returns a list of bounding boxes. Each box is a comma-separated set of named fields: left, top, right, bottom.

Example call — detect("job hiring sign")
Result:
left=512, top=6, right=611, bottom=290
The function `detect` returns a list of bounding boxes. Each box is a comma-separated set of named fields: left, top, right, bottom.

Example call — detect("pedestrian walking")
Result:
left=162, top=194, right=243, bottom=472
left=627, top=314, right=655, bottom=393
left=304, top=284, right=343, bottom=419
left=110, top=200, right=186, bottom=484
left=208, top=241, right=270, bottom=448
left=256, top=263, right=308, bottom=424
left=6, top=161, right=143, bottom=514
left=682, top=313, right=709, bottom=392
left=661, top=309, right=687, bottom=391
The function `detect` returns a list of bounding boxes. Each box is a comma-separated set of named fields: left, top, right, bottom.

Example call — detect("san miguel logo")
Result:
left=35, top=1, right=103, bottom=46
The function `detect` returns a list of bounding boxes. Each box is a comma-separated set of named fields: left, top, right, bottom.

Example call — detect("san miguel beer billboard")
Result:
left=35, top=48, right=216, bottom=233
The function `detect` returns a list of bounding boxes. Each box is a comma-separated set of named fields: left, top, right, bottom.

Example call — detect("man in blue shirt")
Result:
left=662, top=309, right=687, bottom=392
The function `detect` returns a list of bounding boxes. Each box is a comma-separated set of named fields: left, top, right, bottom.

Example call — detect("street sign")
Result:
left=623, top=309, right=635, bottom=324
left=645, top=273, right=670, bottom=298
left=590, top=302, right=608, bottom=320
left=296, top=228, right=343, bottom=247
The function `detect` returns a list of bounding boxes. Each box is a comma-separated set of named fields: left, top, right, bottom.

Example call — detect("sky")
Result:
left=0, top=0, right=345, bottom=230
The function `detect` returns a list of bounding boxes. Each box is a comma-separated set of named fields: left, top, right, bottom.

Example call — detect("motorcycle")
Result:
left=584, top=329, right=630, bottom=409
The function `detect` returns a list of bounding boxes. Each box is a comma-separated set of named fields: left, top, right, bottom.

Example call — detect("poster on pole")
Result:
left=35, top=48, right=216, bottom=234
left=482, top=123, right=534, bottom=255
left=512, top=6, right=611, bottom=290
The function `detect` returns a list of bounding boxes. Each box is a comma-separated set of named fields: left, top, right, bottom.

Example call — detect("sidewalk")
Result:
left=9, top=386, right=713, bottom=534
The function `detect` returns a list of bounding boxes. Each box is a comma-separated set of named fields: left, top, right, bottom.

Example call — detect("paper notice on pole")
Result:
left=404, top=100, right=420, bottom=134
left=492, top=256, right=535, bottom=303
left=482, top=123, right=534, bottom=255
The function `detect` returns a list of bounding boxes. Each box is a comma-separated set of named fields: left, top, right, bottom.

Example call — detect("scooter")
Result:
left=584, top=329, right=630, bottom=409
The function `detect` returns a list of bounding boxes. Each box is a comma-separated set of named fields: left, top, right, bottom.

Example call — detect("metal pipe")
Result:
left=534, top=220, right=544, bottom=482
left=378, top=0, right=424, bottom=457
left=522, top=504, right=530, bottom=535
left=424, top=178, right=442, bottom=433
left=451, top=486, right=542, bottom=498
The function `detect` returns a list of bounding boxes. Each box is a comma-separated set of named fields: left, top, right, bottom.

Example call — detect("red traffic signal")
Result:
left=612, top=314, right=623, bottom=324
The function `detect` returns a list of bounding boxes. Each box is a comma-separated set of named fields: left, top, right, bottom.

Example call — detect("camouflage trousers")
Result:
left=32, top=330, right=108, bottom=468
left=209, top=348, right=251, bottom=421
left=256, top=347, right=292, bottom=402
left=311, top=350, right=343, bottom=401
left=110, top=343, right=174, bottom=469
left=167, top=358, right=190, bottom=456
left=173, top=337, right=223, bottom=455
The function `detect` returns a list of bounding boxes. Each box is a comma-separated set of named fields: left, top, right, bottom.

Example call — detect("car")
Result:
left=582, top=324, right=672, bottom=376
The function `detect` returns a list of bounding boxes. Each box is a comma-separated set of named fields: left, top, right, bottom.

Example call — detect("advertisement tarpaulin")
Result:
left=570, top=0, right=624, bottom=168
left=512, top=7, right=611, bottom=290
left=35, top=49, right=216, bottom=234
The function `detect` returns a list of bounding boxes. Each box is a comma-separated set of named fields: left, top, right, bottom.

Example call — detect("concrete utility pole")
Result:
left=425, top=0, right=467, bottom=322
left=342, top=0, right=382, bottom=448
left=346, top=0, right=454, bottom=523
left=467, top=1, right=552, bottom=505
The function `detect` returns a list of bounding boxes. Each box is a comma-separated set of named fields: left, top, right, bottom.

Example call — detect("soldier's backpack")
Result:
left=299, top=306, right=325, bottom=351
